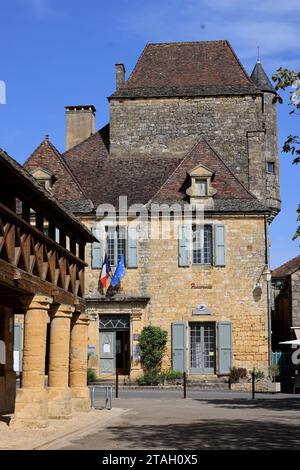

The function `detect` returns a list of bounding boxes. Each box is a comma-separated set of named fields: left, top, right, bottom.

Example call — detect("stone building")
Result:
left=24, top=40, right=280, bottom=379
left=272, top=255, right=300, bottom=350
left=0, top=148, right=94, bottom=426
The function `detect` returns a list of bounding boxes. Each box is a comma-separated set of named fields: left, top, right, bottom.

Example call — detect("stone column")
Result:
left=14, top=295, right=53, bottom=427
left=69, top=312, right=90, bottom=412
left=48, top=304, right=74, bottom=419
left=130, top=309, right=143, bottom=379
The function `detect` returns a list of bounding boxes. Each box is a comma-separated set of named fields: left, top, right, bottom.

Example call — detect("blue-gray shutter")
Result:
left=92, top=227, right=103, bottom=269
left=217, top=321, right=232, bottom=374
left=172, top=322, right=186, bottom=372
left=178, top=224, right=190, bottom=267
left=127, top=226, right=138, bottom=268
left=215, top=224, right=226, bottom=266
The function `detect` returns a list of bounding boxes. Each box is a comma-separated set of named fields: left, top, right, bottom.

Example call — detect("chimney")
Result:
left=116, top=63, right=125, bottom=90
left=65, top=105, right=96, bottom=150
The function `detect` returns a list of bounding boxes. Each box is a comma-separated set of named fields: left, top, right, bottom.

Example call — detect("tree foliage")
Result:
left=272, top=67, right=300, bottom=239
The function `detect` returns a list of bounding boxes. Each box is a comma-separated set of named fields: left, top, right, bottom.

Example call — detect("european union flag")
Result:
left=110, top=255, right=126, bottom=287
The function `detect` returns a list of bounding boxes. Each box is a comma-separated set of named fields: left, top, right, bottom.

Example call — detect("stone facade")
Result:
left=84, top=216, right=269, bottom=377
left=110, top=93, right=280, bottom=213
left=291, top=269, right=300, bottom=328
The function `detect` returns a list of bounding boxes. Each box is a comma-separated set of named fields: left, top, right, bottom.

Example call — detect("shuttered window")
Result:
left=192, top=225, right=212, bottom=265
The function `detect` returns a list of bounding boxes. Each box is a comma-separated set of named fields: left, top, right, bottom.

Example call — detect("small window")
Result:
left=267, top=162, right=275, bottom=174
left=192, top=225, right=212, bottom=265
left=195, top=179, right=207, bottom=196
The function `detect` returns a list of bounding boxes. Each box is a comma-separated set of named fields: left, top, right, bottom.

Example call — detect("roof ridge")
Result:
left=147, top=40, right=227, bottom=46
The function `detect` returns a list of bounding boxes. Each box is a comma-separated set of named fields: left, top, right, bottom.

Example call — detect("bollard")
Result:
left=183, top=371, right=187, bottom=399
left=252, top=371, right=255, bottom=399
left=116, top=369, right=119, bottom=398
left=228, top=377, right=231, bottom=390
left=90, top=386, right=95, bottom=409
left=105, top=387, right=112, bottom=410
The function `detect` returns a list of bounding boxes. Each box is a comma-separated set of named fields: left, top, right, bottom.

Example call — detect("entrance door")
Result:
left=100, top=331, right=115, bottom=373
left=116, top=330, right=130, bottom=375
left=190, top=322, right=215, bottom=374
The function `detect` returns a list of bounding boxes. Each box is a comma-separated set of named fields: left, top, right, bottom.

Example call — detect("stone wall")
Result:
left=109, top=94, right=280, bottom=212
left=83, top=215, right=269, bottom=375
left=291, top=269, right=300, bottom=327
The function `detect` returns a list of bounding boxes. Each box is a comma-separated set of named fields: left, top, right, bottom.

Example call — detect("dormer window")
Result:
left=30, top=167, right=56, bottom=192
left=195, top=178, right=208, bottom=196
left=186, top=164, right=217, bottom=208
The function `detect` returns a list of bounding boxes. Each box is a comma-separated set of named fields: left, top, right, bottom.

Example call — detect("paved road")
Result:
left=59, top=389, right=300, bottom=450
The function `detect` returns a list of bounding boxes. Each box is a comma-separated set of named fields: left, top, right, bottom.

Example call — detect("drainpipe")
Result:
left=264, top=216, right=272, bottom=370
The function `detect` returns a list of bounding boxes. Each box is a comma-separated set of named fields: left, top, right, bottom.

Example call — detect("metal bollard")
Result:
left=90, top=386, right=95, bottom=409
left=252, top=371, right=255, bottom=399
left=116, top=370, right=119, bottom=398
left=105, top=386, right=112, bottom=410
left=183, top=371, right=187, bottom=399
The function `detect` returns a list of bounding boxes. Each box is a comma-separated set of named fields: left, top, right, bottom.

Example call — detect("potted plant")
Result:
left=268, top=364, right=281, bottom=392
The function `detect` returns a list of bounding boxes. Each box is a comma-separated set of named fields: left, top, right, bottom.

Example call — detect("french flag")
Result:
left=100, top=254, right=111, bottom=288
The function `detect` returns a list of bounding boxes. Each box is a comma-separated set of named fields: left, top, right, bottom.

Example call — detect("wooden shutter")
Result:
left=92, top=227, right=103, bottom=269
left=178, top=224, right=190, bottom=267
left=215, top=224, right=226, bottom=266
left=217, top=321, right=232, bottom=374
left=172, top=322, right=186, bottom=372
left=127, top=226, right=138, bottom=268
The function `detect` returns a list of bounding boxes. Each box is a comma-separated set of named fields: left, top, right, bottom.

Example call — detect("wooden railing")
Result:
left=0, top=202, right=86, bottom=298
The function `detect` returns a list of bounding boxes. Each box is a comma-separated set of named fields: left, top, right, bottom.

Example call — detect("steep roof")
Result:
left=61, top=133, right=267, bottom=213
left=250, top=61, right=276, bottom=94
left=272, top=255, right=300, bottom=278
left=0, top=148, right=94, bottom=242
left=111, top=40, right=259, bottom=99
left=24, top=136, right=93, bottom=213
left=151, top=137, right=267, bottom=212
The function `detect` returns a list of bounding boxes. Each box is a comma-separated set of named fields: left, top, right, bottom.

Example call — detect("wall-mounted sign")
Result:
left=88, top=345, right=96, bottom=357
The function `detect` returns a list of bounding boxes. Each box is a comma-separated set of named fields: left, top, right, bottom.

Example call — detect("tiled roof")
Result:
left=24, top=136, right=93, bottom=213
left=250, top=61, right=276, bottom=94
left=0, top=148, right=95, bottom=241
left=272, top=255, right=300, bottom=278
left=111, top=40, right=259, bottom=99
left=62, top=133, right=268, bottom=213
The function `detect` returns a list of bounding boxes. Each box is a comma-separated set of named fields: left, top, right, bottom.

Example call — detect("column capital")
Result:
left=20, top=295, right=53, bottom=311
left=72, top=312, right=89, bottom=324
left=50, top=303, right=75, bottom=319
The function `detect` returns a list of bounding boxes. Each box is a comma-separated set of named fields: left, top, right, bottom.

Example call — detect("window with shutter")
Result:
left=192, top=225, right=212, bottom=265
left=215, top=224, right=226, bottom=267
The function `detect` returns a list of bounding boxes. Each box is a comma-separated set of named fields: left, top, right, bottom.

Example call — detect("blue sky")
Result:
left=0, top=0, right=299, bottom=268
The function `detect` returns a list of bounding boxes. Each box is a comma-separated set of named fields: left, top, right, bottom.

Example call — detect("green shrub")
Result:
left=229, top=367, right=248, bottom=383
left=136, top=369, right=161, bottom=386
left=252, top=368, right=265, bottom=380
left=161, top=369, right=184, bottom=383
left=87, top=368, right=97, bottom=384
left=139, top=326, right=168, bottom=374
